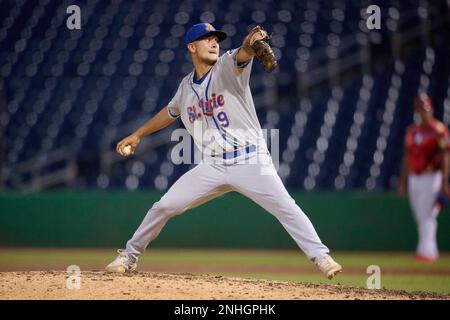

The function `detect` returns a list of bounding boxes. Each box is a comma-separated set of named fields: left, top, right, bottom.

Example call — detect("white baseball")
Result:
left=123, top=145, right=132, bottom=156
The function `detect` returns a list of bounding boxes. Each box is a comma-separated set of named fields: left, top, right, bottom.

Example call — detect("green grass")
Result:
left=1, top=248, right=449, bottom=294
left=222, top=273, right=450, bottom=294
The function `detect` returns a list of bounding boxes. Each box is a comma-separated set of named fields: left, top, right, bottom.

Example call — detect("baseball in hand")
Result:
left=123, top=145, right=132, bottom=156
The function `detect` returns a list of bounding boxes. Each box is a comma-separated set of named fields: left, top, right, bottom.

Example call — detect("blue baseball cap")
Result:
left=185, top=23, right=227, bottom=46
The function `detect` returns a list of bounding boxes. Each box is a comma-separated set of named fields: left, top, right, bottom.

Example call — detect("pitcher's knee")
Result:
left=152, top=200, right=183, bottom=218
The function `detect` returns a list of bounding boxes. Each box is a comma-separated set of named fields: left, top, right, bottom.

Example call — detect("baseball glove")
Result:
left=242, top=25, right=278, bottom=72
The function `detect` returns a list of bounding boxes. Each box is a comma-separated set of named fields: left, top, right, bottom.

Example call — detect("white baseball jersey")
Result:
left=123, top=47, right=331, bottom=265
left=166, top=48, right=268, bottom=158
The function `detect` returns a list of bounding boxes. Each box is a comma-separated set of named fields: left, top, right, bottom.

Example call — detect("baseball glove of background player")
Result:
left=242, top=25, right=278, bottom=72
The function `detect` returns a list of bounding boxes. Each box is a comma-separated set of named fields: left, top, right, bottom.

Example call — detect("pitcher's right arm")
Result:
left=116, top=106, right=176, bottom=157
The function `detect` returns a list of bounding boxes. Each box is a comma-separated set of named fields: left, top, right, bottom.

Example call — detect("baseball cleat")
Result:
left=314, top=254, right=342, bottom=279
left=105, top=249, right=137, bottom=273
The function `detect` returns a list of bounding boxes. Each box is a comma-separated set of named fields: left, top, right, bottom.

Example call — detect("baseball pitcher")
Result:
left=106, top=23, right=342, bottom=279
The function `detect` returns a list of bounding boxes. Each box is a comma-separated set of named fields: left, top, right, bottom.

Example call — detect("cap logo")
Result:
left=204, top=23, right=215, bottom=31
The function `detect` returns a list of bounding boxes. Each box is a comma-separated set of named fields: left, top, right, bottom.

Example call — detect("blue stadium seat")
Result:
left=1, top=0, right=450, bottom=190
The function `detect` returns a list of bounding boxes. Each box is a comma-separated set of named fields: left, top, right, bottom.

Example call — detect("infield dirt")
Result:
left=1, top=271, right=448, bottom=300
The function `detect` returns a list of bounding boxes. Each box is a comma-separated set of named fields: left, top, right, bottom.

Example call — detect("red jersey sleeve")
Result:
left=404, top=126, right=414, bottom=150
left=434, top=122, right=450, bottom=152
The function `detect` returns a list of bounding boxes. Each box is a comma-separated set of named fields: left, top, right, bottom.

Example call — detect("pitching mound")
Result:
left=0, top=271, right=448, bottom=300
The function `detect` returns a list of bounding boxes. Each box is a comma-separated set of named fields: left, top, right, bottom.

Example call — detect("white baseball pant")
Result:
left=125, top=152, right=330, bottom=260
left=408, top=171, right=442, bottom=259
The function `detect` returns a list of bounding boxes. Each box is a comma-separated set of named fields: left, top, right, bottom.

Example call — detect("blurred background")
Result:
left=0, top=0, right=450, bottom=293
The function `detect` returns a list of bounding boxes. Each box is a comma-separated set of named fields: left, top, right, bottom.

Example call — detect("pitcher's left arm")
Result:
left=236, top=25, right=277, bottom=72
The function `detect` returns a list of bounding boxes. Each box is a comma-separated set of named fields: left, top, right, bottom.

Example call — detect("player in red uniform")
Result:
left=398, top=94, right=450, bottom=261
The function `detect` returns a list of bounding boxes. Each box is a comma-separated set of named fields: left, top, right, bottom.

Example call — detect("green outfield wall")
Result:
left=1, top=191, right=449, bottom=251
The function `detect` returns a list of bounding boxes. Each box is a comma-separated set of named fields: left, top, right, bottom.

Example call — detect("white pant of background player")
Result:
left=125, top=152, right=330, bottom=262
left=408, top=171, right=442, bottom=260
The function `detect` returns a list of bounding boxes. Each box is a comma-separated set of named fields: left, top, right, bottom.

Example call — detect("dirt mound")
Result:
left=0, top=271, right=447, bottom=300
